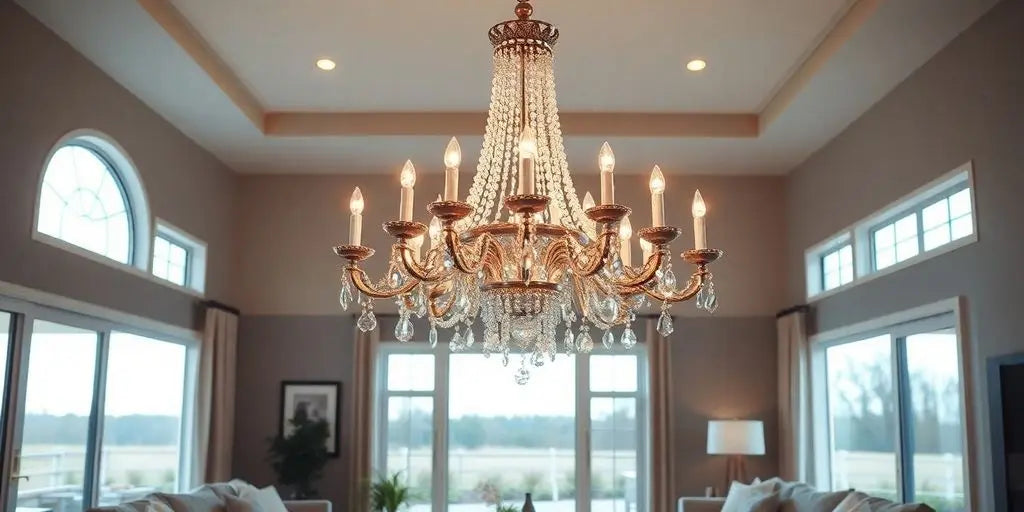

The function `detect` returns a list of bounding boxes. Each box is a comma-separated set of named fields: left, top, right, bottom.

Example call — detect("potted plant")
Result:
left=370, top=472, right=410, bottom=512
left=267, top=412, right=330, bottom=499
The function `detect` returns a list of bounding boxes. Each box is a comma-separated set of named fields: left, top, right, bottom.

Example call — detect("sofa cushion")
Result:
left=225, top=494, right=265, bottom=512
left=831, top=491, right=936, bottom=512
left=152, top=486, right=226, bottom=512
left=722, top=480, right=780, bottom=512
left=240, top=486, right=289, bottom=512
left=778, top=483, right=849, bottom=512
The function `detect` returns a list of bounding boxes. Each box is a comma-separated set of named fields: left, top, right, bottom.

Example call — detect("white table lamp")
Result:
left=707, top=420, right=765, bottom=493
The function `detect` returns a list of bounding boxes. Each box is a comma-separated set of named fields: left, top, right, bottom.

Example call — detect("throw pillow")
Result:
left=722, top=480, right=780, bottom=512
left=830, top=492, right=936, bottom=512
left=225, top=494, right=266, bottom=512
left=778, top=482, right=849, bottom=512
left=152, top=487, right=225, bottom=512
left=244, top=486, right=290, bottom=512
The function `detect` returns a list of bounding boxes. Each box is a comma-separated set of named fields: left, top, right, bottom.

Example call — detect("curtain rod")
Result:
left=775, top=304, right=809, bottom=318
left=204, top=300, right=240, bottom=316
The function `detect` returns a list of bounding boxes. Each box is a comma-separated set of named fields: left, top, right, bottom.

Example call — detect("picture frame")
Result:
left=280, top=380, right=341, bottom=457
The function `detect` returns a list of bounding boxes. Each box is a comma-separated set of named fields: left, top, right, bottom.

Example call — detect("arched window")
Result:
left=35, top=131, right=151, bottom=269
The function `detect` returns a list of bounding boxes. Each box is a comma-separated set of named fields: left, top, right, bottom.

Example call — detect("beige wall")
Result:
left=0, top=2, right=238, bottom=329
left=236, top=172, right=788, bottom=317
left=785, top=1, right=1024, bottom=509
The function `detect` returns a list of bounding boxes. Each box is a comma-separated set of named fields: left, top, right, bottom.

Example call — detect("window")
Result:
left=871, top=186, right=973, bottom=271
left=153, top=222, right=207, bottom=293
left=804, top=163, right=976, bottom=300
left=816, top=309, right=967, bottom=512
left=376, top=344, right=649, bottom=512
left=36, top=132, right=151, bottom=270
left=821, top=245, right=853, bottom=291
left=9, top=316, right=195, bottom=511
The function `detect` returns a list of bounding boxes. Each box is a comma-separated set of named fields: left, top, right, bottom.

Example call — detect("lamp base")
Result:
left=723, top=455, right=748, bottom=495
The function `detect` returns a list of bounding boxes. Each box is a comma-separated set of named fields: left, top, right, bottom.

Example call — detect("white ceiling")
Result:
left=16, top=0, right=998, bottom=175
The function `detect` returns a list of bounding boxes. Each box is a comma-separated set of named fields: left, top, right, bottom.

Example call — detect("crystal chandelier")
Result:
left=334, top=1, right=723, bottom=383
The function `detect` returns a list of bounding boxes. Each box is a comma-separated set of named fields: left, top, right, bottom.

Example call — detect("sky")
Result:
left=14, top=322, right=187, bottom=417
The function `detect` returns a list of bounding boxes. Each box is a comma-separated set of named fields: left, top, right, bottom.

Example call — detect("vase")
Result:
left=522, top=493, right=535, bottom=512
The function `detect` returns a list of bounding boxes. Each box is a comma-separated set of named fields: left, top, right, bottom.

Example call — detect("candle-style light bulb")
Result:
left=348, top=187, right=364, bottom=246
left=443, top=137, right=461, bottom=201
left=649, top=165, right=666, bottom=227
left=692, top=189, right=707, bottom=218
left=399, top=160, right=416, bottom=221
left=692, top=189, right=708, bottom=249
left=400, top=160, right=417, bottom=188
left=519, top=126, right=538, bottom=158
left=444, top=137, right=461, bottom=169
left=429, top=216, right=441, bottom=241
left=349, top=187, right=364, bottom=215
left=599, top=142, right=615, bottom=173
left=582, top=191, right=596, bottom=211
left=649, top=165, right=665, bottom=194
left=599, top=141, right=615, bottom=205
left=619, top=216, right=632, bottom=240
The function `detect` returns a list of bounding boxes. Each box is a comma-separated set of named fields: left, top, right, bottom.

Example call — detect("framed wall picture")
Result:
left=280, top=381, right=341, bottom=456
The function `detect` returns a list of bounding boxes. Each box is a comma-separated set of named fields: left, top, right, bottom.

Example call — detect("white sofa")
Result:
left=87, top=481, right=331, bottom=512
left=677, top=478, right=936, bottom=512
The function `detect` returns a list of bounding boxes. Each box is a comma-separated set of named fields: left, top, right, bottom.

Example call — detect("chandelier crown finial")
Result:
left=514, top=1, right=533, bottom=20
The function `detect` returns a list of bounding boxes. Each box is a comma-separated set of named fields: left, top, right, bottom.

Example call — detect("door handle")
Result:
left=11, top=475, right=29, bottom=482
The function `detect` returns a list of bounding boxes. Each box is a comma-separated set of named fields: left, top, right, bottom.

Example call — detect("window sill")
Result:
left=32, top=231, right=206, bottom=299
left=807, top=232, right=977, bottom=303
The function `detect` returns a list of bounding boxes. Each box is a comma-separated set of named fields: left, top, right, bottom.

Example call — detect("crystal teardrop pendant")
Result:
left=515, top=364, right=531, bottom=385
left=602, top=330, right=614, bottom=349
left=564, top=328, right=576, bottom=353
left=598, top=296, right=619, bottom=324
left=395, top=315, right=413, bottom=342
left=428, top=324, right=438, bottom=348
left=464, top=328, right=476, bottom=347
left=657, top=310, right=674, bottom=337
left=705, top=283, right=719, bottom=314
left=339, top=280, right=353, bottom=311
left=576, top=329, right=595, bottom=353
left=621, top=326, right=638, bottom=348
left=357, top=308, right=377, bottom=333
left=658, top=264, right=677, bottom=295
left=531, top=351, right=545, bottom=367
left=450, top=329, right=463, bottom=352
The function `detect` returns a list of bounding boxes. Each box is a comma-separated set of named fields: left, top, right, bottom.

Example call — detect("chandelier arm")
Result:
left=445, top=228, right=504, bottom=278
left=429, top=289, right=457, bottom=318
left=398, top=246, right=452, bottom=282
left=346, top=266, right=419, bottom=299
left=642, top=270, right=708, bottom=303
left=566, top=229, right=615, bottom=277
left=609, top=249, right=665, bottom=289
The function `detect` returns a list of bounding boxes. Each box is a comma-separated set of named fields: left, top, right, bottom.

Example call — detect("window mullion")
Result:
left=894, top=336, right=915, bottom=502
left=83, top=330, right=110, bottom=508
left=576, top=353, right=591, bottom=512
left=433, top=351, right=449, bottom=512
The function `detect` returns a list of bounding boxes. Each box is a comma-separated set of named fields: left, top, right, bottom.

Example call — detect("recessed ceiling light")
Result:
left=316, top=58, right=337, bottom=71
left=686, top=59, right=707, bottom=72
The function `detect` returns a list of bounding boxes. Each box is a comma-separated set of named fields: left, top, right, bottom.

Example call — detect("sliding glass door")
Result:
left=0, top=301, right=197, bottom=512
left=820, top=314, right=967, bottom=512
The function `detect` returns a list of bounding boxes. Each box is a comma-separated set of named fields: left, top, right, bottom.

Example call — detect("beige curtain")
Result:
left=777, top=308, right=811, bottom=483
left=195, top=305, right=238, bottom=485
left=349, top=321, right=379, bottom=512
left=646, top=318, right=675, bottom=512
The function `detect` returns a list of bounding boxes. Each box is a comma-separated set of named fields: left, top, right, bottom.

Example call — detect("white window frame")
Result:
left=805, top=162, right=978, bottom=301
left=154, top=220, right=208, bottom=294
left=0, top=279, right=201, bottom=509
left=808, top=297, right=975, bottom=510
left=33, top=129, right=152, bottom=274
left=373, top=341, right=650, bottom=512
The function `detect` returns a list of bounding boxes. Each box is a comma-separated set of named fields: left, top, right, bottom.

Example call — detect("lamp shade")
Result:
left=707, top=420, right=765, bottom=455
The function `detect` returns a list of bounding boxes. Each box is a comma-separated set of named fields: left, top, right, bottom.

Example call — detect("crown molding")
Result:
left=135, top=0, right=265, bottom=129
left=264, top=112, right=759, bottom=137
